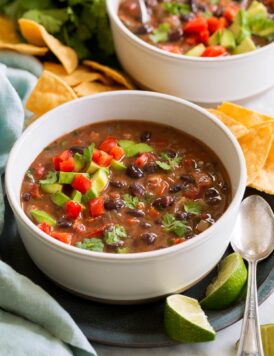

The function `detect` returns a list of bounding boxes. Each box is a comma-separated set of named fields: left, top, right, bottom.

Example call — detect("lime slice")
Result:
left=164, top=294, right=216, bottom=343
left=200, top=252, right=247, bottom=310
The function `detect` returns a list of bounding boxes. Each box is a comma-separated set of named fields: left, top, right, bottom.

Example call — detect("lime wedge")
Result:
left=164, top=294, right=216, bottom=343
left=200, top=252, right=247, bottom=310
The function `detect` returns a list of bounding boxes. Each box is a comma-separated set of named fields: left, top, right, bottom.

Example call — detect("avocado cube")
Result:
left=31, top=210, right=56, bottom=226
left=51, top=191, right=70, bottom=207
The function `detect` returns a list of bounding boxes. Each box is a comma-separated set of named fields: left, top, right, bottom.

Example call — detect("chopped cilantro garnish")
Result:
left=123, top=194, right=139, bottom=209
left=150, top=23, right=170, bottom=43
left=144, top=193, right=155, bottom=203
left=184, top=201, right=202, bottom=215
left=155, top=161, right=171, bottom=171
left=83, top=143, right=95, bottom=163
left=162, top=214, right=188, bottom=237
left=104, top=225, right=127, bottom=246
left=156, top=152, right=182, bottom=171
left=39, top=171, right=58, bottom=185
left=163, top=1, right=190, bottom=16
left=76, top=238, right=104, bottom=252
left=118, top=140, right=153, bottom=157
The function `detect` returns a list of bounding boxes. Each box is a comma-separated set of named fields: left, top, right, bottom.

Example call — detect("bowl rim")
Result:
left=106, top=0, right=274, bottom=63
left=6, top=90, right=247, bottom=261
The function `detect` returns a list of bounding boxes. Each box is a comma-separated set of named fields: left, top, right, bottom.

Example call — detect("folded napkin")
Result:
left=0, top=50, right=96, bottom=356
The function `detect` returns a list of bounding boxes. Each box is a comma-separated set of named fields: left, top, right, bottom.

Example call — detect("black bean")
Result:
left=109, top=180, right=126, bottom=188
left=180, top=175, right=195, bottom=184
left=22, top=192, right=31, bottom=202
left=197, top=3, right=206, bottom=11
left=180, top=13, right=194, bottom=22
left=153, top=196, right=174, bottom=210
left=169, top=184, right=182, bottom=193
left=57, top=217, right=73, bottom=228
left=220, top=182, right=229, bottom=193
left=141, top=232, right=157, bottom=245
left=141, top=222, right=152, bottom=229
left=213, top=7, right=224, bottom=17
left=205, top=187, right=219, bottom=198
left=126, top=164, right=144, bottom=179
left=169, top=28, right=183, bottom=42
left=144, top=162, right=158, bottom=173
left=175, top=212, right=188, bottom=220
left=134, top=24, right=152, bottom=35
left=140, top=131, right=152, bottom=142
left=165, top=149, right=177, bottom=158
left=126, top=209, right=145, bottom=217
left=104, top=199, right=125, bottom=211
left=69, top=146, right=85, bottom=155
left=129, top=182, right=145, bottom=196
left=207, top=196, right=222, bottom=205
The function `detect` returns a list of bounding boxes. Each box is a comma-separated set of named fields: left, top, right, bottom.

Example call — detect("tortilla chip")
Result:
left=26, top=70, right=77, bottom=115
left=217, top=102, right=274, bottom=128
left=250, top=141, right=274, bottom=194
left=19, top=19, right=78, bottom=74
left=208, top=109, right=249, bottom=139
left=0, top=42, right=48, bottom=56
left=0, top=16, right=19, bottom=43
left=43, top=62, right=110, bottom=87
left=83, top=60, right=135, bottom=90
left=73, top=81, right=115, bottom=97
left=238, top=123, right=273, bottom=184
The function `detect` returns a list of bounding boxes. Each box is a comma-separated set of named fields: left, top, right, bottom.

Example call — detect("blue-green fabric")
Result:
left=0, top=51, right=96, bottom=356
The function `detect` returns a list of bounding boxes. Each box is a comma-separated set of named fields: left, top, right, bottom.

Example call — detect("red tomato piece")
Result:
left=135, top=153, right=149, bottom=168
left=185, top=34, right=200, bottom=46
left=97, top=152, right=113, bottom=167
left=201, top=46, right=227, bottom=57
left=223, top=4, right=240, bottom=22
left=99, top=136, right=118, bottom=153
left=89, top=197, right=105, bottom=218
left=200, top=29, right=209, bottom=44
left=53, top=150, right=71, bottom=171
left=184, top=17, right=208, bottom=34
left=65, top=201, right=81, bottom=220
left=92, top=148, right=101, bottom=163
left=159, top=43, right=182, bottom=54
left=33, top=163, right=45, bottom=180
left=207, top=17, right=227, bottom=34
left=71, top=174, right=91, bottom=194
left=88, top=224, right=111, bottom=237
left=110, top=146, right=125, bottom=160
left=184, top=185, right=200, bottom=199
left=51, top=231, right=73, bottom=245
left=37, top=222, right=51, bottom=235
left=59, top=157, right=75, bottom=172
left=30, top=183, right=41, bottom=199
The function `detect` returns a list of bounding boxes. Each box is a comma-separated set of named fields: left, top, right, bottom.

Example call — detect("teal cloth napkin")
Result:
left=0, top=50, right=96, bottom=356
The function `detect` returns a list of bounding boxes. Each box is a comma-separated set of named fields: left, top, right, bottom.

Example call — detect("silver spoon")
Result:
left=138, top=0, right=150, bottom=24
left=231, top=195, right=274, bottom=356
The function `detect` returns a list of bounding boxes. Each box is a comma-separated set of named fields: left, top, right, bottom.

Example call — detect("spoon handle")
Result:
left=237, top=261, right=264, bottom=356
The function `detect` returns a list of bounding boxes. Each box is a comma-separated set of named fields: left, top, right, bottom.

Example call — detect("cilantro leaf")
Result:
left=150, top=23, right=170, bottom=43
left=162, top=213, right=188, bottom=237
left=156, top=152, right=182, bottom=171
left=83, top=143, right=95, bottom=163
left=118, top=140, right=153, bottom=157
left=76, top=238, right=104, bottom=252
left=163, top=2, right=190, bottom=16
left=184, top=201, right=202, bottom=215
left=156, top=160, right=171, bottom=171
left=39, top=171, right=58, bottom=185
left=104, top=225, right=127, bottom=246
left=123, top=194, right=139, bottom=209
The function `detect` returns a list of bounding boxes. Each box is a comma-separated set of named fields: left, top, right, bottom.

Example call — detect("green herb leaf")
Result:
left=83, top=143, right=95, bottom=163
left=156, top=160, right=171, bottom=170
left=144, top=193, right=155, bottom=203
left=150, top=23, right=170, bottom=43
left=163, top=1, right=190, bottom=16
left=157, top=152, right=182, bottom=171
left=210, top=0, right=219, bottom=4
left=104, top=225, right=127, bottom=246
left=184, top=201, right=202, bottom=215
left=39, top=171, right=58, bottom=185
left=76, top=238, right=104, bottom=252
left=162, top=213, right=188, bottom=237
left=123, top=194, right=139, bottom=209
left=118, top=140, right=153, bottom=157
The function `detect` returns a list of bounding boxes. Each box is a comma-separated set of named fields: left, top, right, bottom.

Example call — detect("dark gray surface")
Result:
left=0, top=188, right=273, bottom=348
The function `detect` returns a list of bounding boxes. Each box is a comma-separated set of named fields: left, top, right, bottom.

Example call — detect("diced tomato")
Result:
left=88, top=224, right=111, bottom=237
left=110, top=146, right=125, bottom=160
left=92, top=148, right=101, bottom=163
left=200, top=30, right=209, bottom=44
left=159, top=43, right=182, bottom=54
left=33, top=163, right=45, bottom=180
left=59, top=157, right=75, bottom=172
left=202, top=46, right=227, bottom=57
left=53, top=150, right=71, bottom=171
left=59, top=150, right=71, bottom=161
left=135, top=153, right=149, bottom=168
left=185, top=34, right=200, bottom=46
left=223, top=4, right=240, bottom=22
left=184, top=17, right=208, bottom=34
left=97, top=152, right=113, bottom=167
left=37, top=222, right=51, bottom=235
left=30, top=183, right=41, bottom=199
left=71, top=174, right=91, bottom=194
left=207, top=17, right=227, bottom=34
left=149, top=207, right=160, bottom=218
left=89, top=197, right=105, bottom=218
left=184, top=185, right=200, bottom=199
left=99, top=136, right=118, bottom=153
left=65, top=201, right=81, bottom=219
left=174, top=238, right=185, bottom=245
left=51, top=231, right=72, bottom=245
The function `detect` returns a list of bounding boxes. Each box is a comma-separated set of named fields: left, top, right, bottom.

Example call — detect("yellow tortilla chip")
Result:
left=238, top=123, right=273, bottom=185
left=83, top=60, right=135, bottom=90
left=0, top=16, right=19, bottom=43
left=73, top=81, right=115, bottom=97
left=208, top=109, right=249, bottom=139
left=217, top=102, right=274, bottom=128
left=19, top=19, right=78, bottom=74
left=250, top=141, right=274, bottom=194
left=0, top=42, right=48, bottom=56
left=26, top=70, right=77, bottom=115
left=43, top=62, right=110, bottom=87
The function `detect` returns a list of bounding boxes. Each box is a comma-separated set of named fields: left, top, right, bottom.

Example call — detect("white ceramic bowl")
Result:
left=6, top=91, right=246, bottom=303
left=107, top=0, right=274, bottom=103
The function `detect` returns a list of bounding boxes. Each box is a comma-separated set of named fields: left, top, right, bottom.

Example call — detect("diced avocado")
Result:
left=83, top=187, right=98, bottom=204
left=72, top=190, right=82, bottom=204
left=31, top=209, right=56, bottom=226
left=117, top=247, right=130, bottom=254
left=208, top=30, right=222, bottom=46
left=40, top=183, right=62, bottom=194
left=74, top=153, right=85, bottom=172
left=111, top=159, right=127, bottom=170
left=86, top=160, right=101, bottom=174
left=51, top=191, right=70, bottom=207
left=247, top=1, right=268, bottom=23
left=252, top=18, right=274, bottom=36
left=220, top=29, right=236, bottom=49
left=59, top=172, right=89, bottom=184
left=230, top=22, right=251, bottom=44
left=92, top=169, right=109, bottom=194
left=233, top=36, right=256, bottom=54
left=185, top=43, right=206, bottom=57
